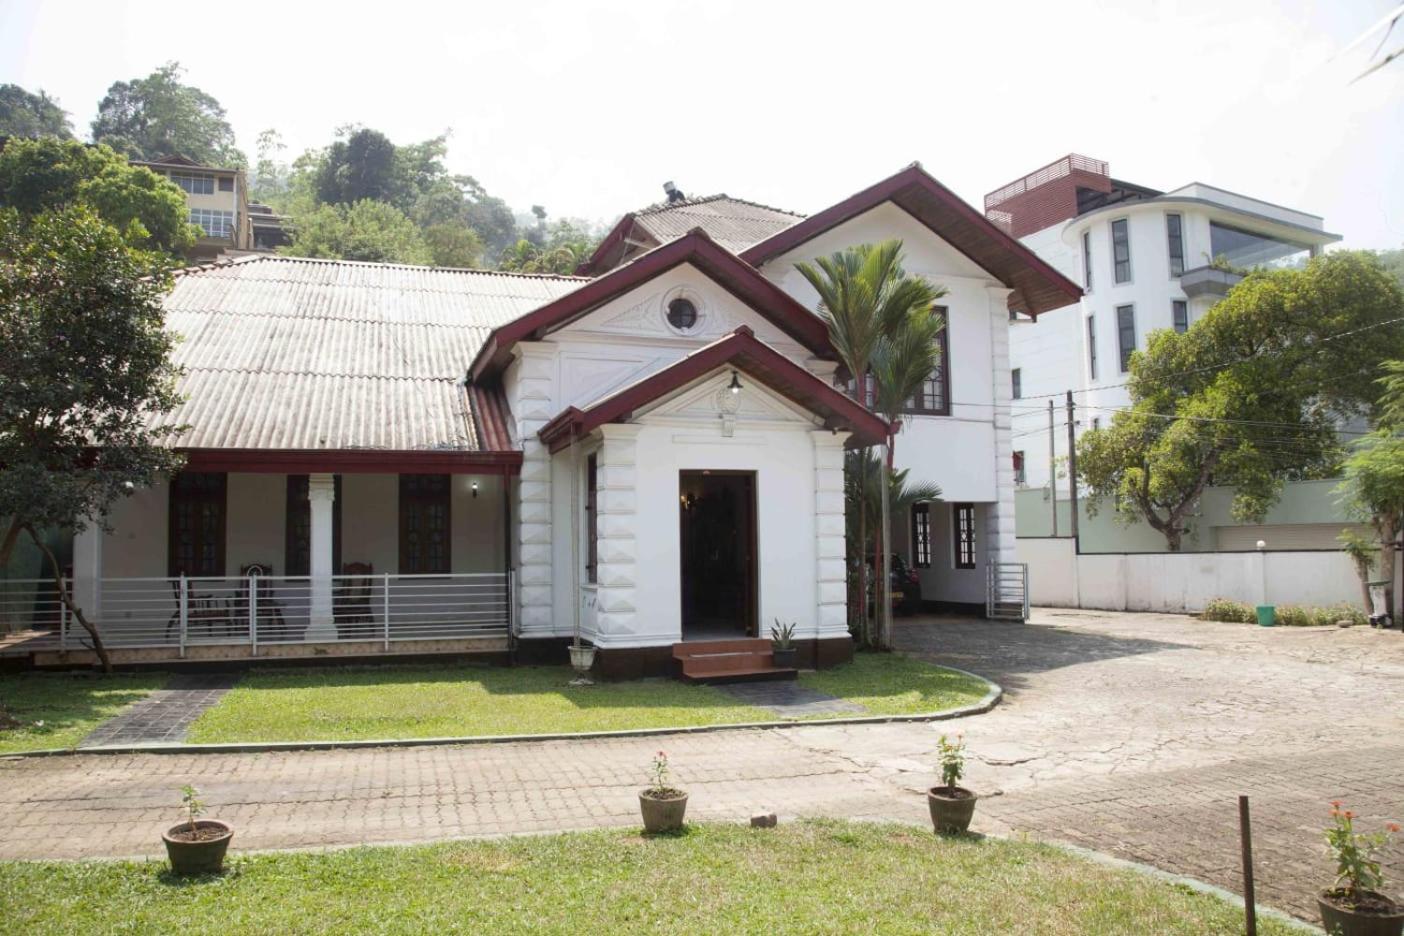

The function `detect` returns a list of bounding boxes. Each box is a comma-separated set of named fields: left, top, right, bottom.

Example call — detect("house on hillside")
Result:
left=6, top=164, right=1078, bottom=675
left=133, top=154, right=290, bottom=260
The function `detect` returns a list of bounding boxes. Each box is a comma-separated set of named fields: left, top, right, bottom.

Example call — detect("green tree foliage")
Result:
left=1337, top=361, right=1404, bottom=619
left=90, top=62, right=245, bottom=167
left=1378, top=246, right=1404, bottom=292
left=0, top=137, right=194, bottom=256
left=249, top=129, right=288, bottom=204
left=0, top=206, right=186, bottom=670
left=316, top=127, right=405, bottom=206
left=498, top=220, right=598, bottom=274
left=283, top=199, right=431, bottom=265
left=1078, top=251, right=1404, bottom=550
left=0, top=84, right=72, bottom=138
left=422, top=223, right=483, bottom=268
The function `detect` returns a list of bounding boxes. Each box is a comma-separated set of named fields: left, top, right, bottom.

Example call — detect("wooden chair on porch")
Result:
left=165, top=578, right=230, bottom=642
left=335, top=562, right=375, bottom=640
left=238, top=563, right=291, bottom=641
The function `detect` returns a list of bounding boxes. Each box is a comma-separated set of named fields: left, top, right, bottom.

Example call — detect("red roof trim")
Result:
left=738, top=164, right=1083, bottom=317
left=537, top=326, right=887, bottom=452
left=471, top=229, right=834, bottom=381
left=180, top=448, right=522, bottom=475
left=575, top=213, right=646, bottom=275
left=467, top=384, right=514, bottom=451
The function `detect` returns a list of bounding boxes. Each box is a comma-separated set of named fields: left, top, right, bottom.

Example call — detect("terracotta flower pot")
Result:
left=1318, top=890, right=1404, bottom=936
left=162, top=819, right=233, bottom=875
left=639, top=789, right=688, bottom=833
left=927, top=786, right=977, bottom=835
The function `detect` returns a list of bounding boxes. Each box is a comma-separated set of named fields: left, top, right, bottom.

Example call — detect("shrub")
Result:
left=1201, top=598, right=1254, bottom=623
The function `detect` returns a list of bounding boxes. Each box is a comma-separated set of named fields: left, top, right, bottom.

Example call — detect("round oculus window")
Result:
left=666, top=297, right=699, bottom=331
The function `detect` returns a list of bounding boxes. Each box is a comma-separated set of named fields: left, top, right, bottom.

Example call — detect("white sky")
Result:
left=3, top=0, right=1402, bottom=247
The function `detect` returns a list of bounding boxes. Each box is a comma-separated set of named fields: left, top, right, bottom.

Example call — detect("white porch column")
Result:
left=986, top=286, right=1019, bottom=567
left=512, top=344, right=557, bottom=637
left=812, top=431, right=850, bottom=641
left=305, top=473, right=337, bottom=640
left=71, top=519, right=103, bottom=623
left=593, top=424, right=640, bottom=643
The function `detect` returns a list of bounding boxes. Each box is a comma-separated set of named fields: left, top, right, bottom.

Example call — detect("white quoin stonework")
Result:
left=511, top=343, right=558, bottom=637
left=593, top=424, right=641, bottom=646
left=987, top=285, right=1018, bottom=567
left=305, top=472, right=337, bottom=640
left=812, top=431, right=850, bottom=639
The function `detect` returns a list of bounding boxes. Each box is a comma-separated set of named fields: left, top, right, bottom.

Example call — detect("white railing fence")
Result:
left=0, top=572, right=511, bottom=655
left=986, top=562, right=1031, bottom=621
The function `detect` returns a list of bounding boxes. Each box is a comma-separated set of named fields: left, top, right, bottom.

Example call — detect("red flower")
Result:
left=1388, top=823, right=1401, bottom=833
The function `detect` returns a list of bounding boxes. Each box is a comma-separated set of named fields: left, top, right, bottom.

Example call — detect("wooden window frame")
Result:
left=585, top=453, right=599, bottom=585
left=953, top=503, right=976, bottom=570
left=168, top=472, right=227, bottom=577
left=398, top=474, right=452, bottom=575
left=910, top=502, right=931, bottom=569
left=904, top=306, right=951, bottom=416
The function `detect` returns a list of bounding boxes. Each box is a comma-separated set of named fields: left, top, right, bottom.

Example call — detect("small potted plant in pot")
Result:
left=162, top=785, right=233, bottom=875
left=639, top=751, right=688, bottom=834
left=1317, top=802, right=1403, bottom=936
left=770, top=619, right=797, bottom=668
left=927, top=734, right=977, bottom=835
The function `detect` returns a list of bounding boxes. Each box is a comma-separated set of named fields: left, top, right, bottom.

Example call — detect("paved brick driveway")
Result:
left=2, top=609, right=1402, bottom=924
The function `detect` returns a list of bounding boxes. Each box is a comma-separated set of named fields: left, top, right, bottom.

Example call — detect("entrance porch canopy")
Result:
left=537, top=326, right=890, bottom=452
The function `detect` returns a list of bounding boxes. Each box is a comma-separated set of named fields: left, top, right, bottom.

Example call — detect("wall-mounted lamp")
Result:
left=471, top=480, right=479, bottom=498
left=729, top=371, right=742, bottom=395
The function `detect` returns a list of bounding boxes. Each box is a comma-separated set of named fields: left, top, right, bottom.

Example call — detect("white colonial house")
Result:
left=5, top=164, right=1078, bottom=676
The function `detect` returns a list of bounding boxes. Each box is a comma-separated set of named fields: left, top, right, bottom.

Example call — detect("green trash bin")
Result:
left=1256, top=605, right=1275, bottom=627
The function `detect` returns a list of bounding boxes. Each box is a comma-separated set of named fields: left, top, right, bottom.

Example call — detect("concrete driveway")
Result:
left=2, top=609, right=1401, bottom=923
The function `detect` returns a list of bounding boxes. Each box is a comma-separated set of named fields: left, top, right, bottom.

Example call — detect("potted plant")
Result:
left=1317, top=802, right=1403, bottom=936
left=927, top=734, right=977, bottom=835
left=162, top=785, right=233, bottom=875
left=770, top=619, right=797, bottom=668
left=639, top=751, right=688, bottom=834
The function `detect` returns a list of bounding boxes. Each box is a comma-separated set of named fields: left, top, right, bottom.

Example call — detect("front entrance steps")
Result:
left=672, top=638, right=796, bottom=684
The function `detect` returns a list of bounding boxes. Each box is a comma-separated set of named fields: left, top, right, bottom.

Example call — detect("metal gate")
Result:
left=986, top=563, right=1030, bottom=621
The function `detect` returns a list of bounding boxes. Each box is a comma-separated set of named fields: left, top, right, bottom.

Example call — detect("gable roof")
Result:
left=469, top=228, right=835, bottom=381
left=152, top=255, right=582, bottom=458
left=579, top=195, right=803, bottom=274
left=739, top=164, right=1082, bottom=318
left=537, top=326, right=887, bottom=451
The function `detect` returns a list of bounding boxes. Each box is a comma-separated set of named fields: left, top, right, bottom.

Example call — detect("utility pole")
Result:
left=1066, top=391, right=1079, bottom=544
left=1048, top=399, right=1058, bottom=538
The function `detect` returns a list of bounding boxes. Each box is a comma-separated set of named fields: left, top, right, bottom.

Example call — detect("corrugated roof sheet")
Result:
left=632, top=195, right=804, bottom=253
left=155, top=255, right=583, bottom=451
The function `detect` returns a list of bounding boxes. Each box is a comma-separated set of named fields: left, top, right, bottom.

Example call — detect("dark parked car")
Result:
left=865, top=553, right=922, bottom=615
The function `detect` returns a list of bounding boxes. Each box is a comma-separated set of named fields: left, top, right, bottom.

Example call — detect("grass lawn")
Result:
left=185, top=653, right=990, bottom=744
left=0, top=672, right=166, bottom=754
left=0, top=821, right=1294, bottom=935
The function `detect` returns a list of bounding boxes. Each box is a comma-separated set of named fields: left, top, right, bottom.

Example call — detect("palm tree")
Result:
left=869, top=304, right=947, bottom=649
left=846, top=452, right=941, bottom=627
left=795, top=241, right=942, bottom=647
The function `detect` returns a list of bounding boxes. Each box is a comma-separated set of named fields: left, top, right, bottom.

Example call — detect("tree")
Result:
left=795, top=241, right=941, bottom=648
left=422, top=223, right=482, bottom=268
left=282, top=199, right=431, bottom=265
left=868, top=300, right=946, bottom=649
left=249, top=129, right=288, bottom=204
left=846, top=452, right=941, bottom=640
left=1337, top=360, right=1404, bottom=622
left=0, top=137, right=194, bottom=255
left=91, top=62, right=245, bottom=167
left=1079, top=251, right=1404, bottom=550
left=0, top=206, right=185, bottom=671
left=315, top=127, right=406, bottom=207
left=0, top=84, right=72, bottom=138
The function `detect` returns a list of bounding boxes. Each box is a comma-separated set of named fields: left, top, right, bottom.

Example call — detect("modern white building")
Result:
left=7, top=164, right=1081, bottom=674
left=989, top=155, right=1340, bottom=493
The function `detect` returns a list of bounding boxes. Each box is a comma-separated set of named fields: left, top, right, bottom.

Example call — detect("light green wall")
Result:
left=1016, top=478, right=1354, bottom=554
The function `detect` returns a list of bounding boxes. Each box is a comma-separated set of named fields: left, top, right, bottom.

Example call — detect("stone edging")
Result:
left=2, top=666, right=1001, bottom=759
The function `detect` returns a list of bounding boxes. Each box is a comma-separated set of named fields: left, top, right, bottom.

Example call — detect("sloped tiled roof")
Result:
left=152, top=255, right=584, bottom=452
left=632, top=195, right=804, bottom=253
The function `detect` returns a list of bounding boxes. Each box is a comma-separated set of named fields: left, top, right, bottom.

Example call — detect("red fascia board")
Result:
left=537, top=327, right=887, bottom=452
left=179, top=448, right=523, bottom=475
left=575, top=213, right=637, bottom=275
left=470, top=229, right=833, bottom=382
left=739, top=164, right=1082, bottom=317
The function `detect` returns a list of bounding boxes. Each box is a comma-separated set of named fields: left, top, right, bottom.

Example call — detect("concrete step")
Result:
left=672, top=638, right=795, bottom=684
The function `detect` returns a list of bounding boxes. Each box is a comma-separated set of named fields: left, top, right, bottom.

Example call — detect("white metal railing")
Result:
left=0, top=573, right=511, bottom=655
left=986, top=562, right=1030, bottom=621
